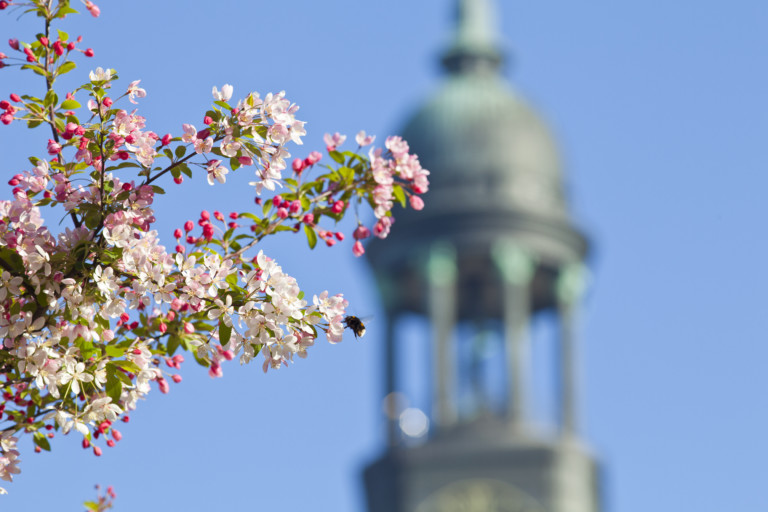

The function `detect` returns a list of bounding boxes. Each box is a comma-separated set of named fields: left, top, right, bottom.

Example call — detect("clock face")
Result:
left=415, top=479, right=546, bottom=512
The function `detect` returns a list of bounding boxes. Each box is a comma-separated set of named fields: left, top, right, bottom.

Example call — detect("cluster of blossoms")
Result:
left=0, top=0, right=428, bottom=496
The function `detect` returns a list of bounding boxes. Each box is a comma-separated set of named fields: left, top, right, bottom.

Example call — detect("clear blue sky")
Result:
left=2, top=1, right=768, bottom=511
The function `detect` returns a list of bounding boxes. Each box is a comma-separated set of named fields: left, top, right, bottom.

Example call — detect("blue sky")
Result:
left=2, top=1, right=768, bottom=511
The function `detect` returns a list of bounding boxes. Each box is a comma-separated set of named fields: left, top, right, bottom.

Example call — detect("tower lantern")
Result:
left=363, top=1, right=601, bottom=511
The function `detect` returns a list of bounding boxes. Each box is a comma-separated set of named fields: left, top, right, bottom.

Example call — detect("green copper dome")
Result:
left=367, top=0, right=587, bottom=281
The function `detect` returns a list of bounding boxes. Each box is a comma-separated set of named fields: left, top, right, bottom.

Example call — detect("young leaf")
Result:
left=304, top=224, right=317, bottom=249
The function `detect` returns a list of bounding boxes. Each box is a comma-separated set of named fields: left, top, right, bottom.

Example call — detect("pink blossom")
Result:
left=353, top=225, right=371, bottom=240
left=84, top=1, right=100, bottom=17
left=355, top=130, right=376, bottom=147
left=127, top=80, right=146, bottom=104
left=323, top=132, right=346, bottom=151
left=409, top=195, right=424, bottom=211
left=353, top=241, right=365, bottom=257
left=47, top=139, right=61, bottom=155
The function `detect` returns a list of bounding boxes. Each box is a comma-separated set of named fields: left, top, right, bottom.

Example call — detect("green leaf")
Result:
left=239, top=212, right=260, bottom=222
left=43, top=90, right=58, bottom=109
left=104, top=345, right=125, bottom=358
left=219, top=320, right=232, bottom=345
left=328, top=150, right=345, bottom=164
left=105, top=371, right=122, bottom=403
left=57, top=61, right=76, bottom=76
left=33, top=432, right=51, bottom=451
left=167, top=335, right=181, bottom=356
left=304, top=224, right=317, bottom=249
left=60, top=98, right=80, bottom=109
left=175, top=145, right=186, bottom=159
left=84, top=501, right=99, bottom=511
left=213, top=100, right=232, bottom=110
left=338, top=166, right=354, bottom=183
left=57, top=29, right=69, bottom=42
left=21, top=64, right=47, bottom=77
left=0, top=247, right=25, bottom=274
left=111, top=360, right=141, bottom=374
left=392, top=184, right=407, bottom=208
left=151, top=185, right=166, bottom=195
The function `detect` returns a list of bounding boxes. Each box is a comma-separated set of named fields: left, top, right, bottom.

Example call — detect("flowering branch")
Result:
left=0, top=0, right=429, bottom=497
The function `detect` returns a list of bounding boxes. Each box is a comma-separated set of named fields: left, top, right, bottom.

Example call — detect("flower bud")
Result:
left=353, top=240, right=365, bottom=257
left=84, top=48, right=94, bottom=57
left=409, top=195, right=424, bottom=211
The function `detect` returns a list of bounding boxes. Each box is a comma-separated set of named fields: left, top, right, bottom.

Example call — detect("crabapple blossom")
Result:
left=0, top=0, right=428, bottom=497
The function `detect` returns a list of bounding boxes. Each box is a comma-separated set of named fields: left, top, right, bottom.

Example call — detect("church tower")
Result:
left=362, top=1, right=600, bottom=511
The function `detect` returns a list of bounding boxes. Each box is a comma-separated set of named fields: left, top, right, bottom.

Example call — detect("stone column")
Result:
left=427, top=243, right=458, bottom=428
left=556, top=263, right=588, bottom=437
left=492, top=240, right=534, bottom=429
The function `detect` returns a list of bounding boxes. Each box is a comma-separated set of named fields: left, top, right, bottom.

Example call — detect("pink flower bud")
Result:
left=335, top=232, right=344, bottom=241
left=82, top=438, right=90, bottom=449
left=307, top=151, right=322, bottom=164
left=52, top=40, right=64, bottom=56
left=106, top=440, right=115, bottom=448
left=174, top=228, right=182, bottom=238
left=238, top=156, right=253, bottom=166
left=175, top=244, right=185, bottom=253
left=0, top=113, right=12, bottom=125
left=111, top=429, right=122, bottom=441
left=158, top=378, right=169, bottom=394
left=409, top=195, right=425, bottom=211
left=8, top=39, right=19, bottom=50
left=161, top=133, right=172, bottom=146
left=93, top=446, right=102, bottom=456
left=158, top=322, right=167, bottom=334
left=213, top=210, right=224, bottom=221
left=184, top=220, right=194, bottom=232
left=0, top=2, right=8, bottom=10
left=0, top=100, right=8, bottom=110
left=221, top=350, right=235, bottom=361
left=331, top=200, right=345, bottom=214
left=174, top=176, right=183, bottom=185
left=84, top=48, right=94, bottom=57
left=102, top=97, right=113, bottom=107
left=9, top=93, right=20, bottom=102
left=200, top=210, right=210, bottom=221
left=39, top=36, right=49, bottom=46
left=292, top=158, right=305, bottom=173
left=353, top=241, right=365, bottom=257
left=183, top=322, right=195, bottom=334
left=46, top=139, right=61, bottom=155
left=289, top=200, right=301, bottom=214
left=228, top=212, right=238, bottom=219
left=202, top=223, right=214, bottom=240
left=353, top=225, right=371, bottom=240
left=203, top=115, right=213, bottom=125
left=277, top=207, right=289, bottom=219
left=67, top=42, right=75, bottom=51
left=172, top=374, right=182, bottom=383
left=302, top=213, right=314, bottom=224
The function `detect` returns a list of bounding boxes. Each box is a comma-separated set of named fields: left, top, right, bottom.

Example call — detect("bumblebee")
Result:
left=343, top=315, right=366, bottom=339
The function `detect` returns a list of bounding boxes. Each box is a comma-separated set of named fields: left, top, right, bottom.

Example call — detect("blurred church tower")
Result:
left=363, top=0, right=601, bottom=511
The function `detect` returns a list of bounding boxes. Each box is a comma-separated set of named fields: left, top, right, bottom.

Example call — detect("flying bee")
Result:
left=343, top=315, right=366, bottom=339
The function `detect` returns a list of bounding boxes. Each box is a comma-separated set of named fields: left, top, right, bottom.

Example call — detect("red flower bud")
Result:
left=39, top=36, right=49, bottom=46
left=9, top=93, right=20, bottom=102
left=84, top=48, right=94, bottom=57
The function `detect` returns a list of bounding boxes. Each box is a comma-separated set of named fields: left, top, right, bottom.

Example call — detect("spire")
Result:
left=442, top=0, right=504, bottom=74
